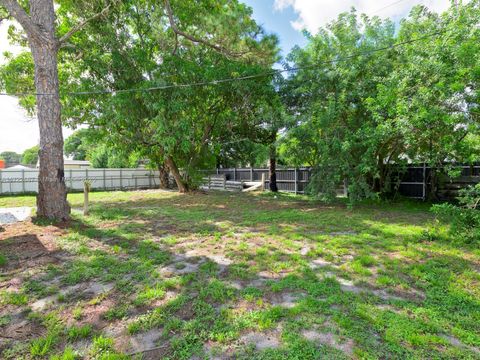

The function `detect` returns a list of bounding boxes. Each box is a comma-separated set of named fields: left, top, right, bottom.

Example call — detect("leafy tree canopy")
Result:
left=21, top=145, right=39, bottom=165
left=282, top=2, right=480, bottom=201
left=56, top=0, right=280, bottom=190
left=0, top=151, right=22, bottom=165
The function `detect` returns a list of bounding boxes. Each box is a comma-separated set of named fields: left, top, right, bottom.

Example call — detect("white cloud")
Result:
left=0, top=23, right=75, bottom=154
left=274, top=0, right=453, bottom=33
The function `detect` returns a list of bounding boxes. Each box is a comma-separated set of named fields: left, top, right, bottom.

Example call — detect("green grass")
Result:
left=0, top=253, right=7, bottom=267
left=0, top=290, right=29, bottom=306
left=30, top=334, right=57, bottom=357
left=1, top=190, right=479, bottom=359
left=67, top=324, right=93, bottom=341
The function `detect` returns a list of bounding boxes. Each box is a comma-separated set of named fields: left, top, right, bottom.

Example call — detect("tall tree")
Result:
left=0, top=151, right=22, bottom=165
left=368, top=3, right=480, bottom=199
left=283, top=10, right=403, bottom=200
left=0, top=0, right=110, bottom=219
left=282, top=3, right=480, bottom=201
left=58, top=0, right=278, bottom=192
left=21, top=145, right=39, bottom=165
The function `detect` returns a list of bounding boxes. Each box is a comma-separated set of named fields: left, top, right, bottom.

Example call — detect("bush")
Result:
left=431, top=183, right=480, bottom=244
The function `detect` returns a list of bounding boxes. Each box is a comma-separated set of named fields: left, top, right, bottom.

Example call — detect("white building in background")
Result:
left=35, top=159, right=91, bottom=169
left=5, top=164, right=32, bottom=170
left=63, top=160, right=91, bottom=169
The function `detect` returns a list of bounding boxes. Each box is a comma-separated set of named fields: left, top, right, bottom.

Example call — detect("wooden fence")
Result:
left=0, top=168, right=160, bottom=194
left=213, top=167, right=312, bottom=194
left=200, top=175, right=244, bottom=192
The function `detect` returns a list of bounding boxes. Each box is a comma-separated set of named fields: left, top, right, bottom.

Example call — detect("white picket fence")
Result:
left=0, top=168, right=161, bottom=194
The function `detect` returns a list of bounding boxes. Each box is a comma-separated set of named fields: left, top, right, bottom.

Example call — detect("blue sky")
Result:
left=241, top=0, right=451, bottom=59
left=242, top=0, right=307, bottom=58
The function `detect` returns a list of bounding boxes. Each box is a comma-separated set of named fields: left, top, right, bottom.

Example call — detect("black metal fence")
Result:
left=210, top=164, right=480, bottom=199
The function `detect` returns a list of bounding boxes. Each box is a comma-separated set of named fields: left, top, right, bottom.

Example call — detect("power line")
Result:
left=0, top=29, right=446, bottom=98
left=371, top=0, right=410, bottom=15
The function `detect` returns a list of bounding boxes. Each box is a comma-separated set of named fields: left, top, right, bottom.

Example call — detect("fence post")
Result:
left=294, top=167, right=298, bottom=195
left=120, top=169, right=123, bottom=190
left=208, top=175, right=211, bottom=190
left=149, top=170, right=152, bottom=188
left=223, top=175, right=226, bottom=190
left=70, top=169, right=73, bottom=190
left=343, top=178, right=348, bottom=197
left=103, top=169, right=107, bottom=191
left=422, top=163, right=426, bottom=200
left=22, top=169, right=25, bottom=193
left=216, top=168, right=219, bottom=175
left=250, top=168, right=253, bottom=181
left=261, top=173, right=265, bottom=191
left=233, top=167, right=236, bottom=181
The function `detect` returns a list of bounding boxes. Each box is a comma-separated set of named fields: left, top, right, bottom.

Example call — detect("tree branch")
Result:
left=164, top=0, right=242, bottom=58
left=0, top=0, right=43, bottom=41
left=58, top=2, right=112, bottom=45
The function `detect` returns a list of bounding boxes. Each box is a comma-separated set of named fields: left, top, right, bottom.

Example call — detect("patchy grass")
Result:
left=0, top=190, right=479, bottom=359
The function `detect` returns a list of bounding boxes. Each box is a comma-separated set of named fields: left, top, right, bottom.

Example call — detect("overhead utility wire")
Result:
left=371, top=0, right=410, bottom=15
left=0, top=29, right=446, bottom=98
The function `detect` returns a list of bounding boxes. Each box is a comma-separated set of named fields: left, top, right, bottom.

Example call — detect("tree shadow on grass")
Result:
left=1, top=192, right=478, bottom=359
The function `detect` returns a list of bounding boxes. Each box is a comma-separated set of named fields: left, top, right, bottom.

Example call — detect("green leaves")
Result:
left=51, top=0, right=279, bottom=187
left=282, top=2, right=480, bottom=201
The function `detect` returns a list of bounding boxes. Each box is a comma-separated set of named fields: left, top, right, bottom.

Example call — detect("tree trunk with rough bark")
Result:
left=158, top=163, right=170, bottom=189
left=1, top=0, right=70, bottom=220
left=31, top=1, right=69, bottom=219
left=165, top=156, right=189, bottom=193
left=269, top=143, right=278, bottom=192
left=28, top=0, right=71, bottom=219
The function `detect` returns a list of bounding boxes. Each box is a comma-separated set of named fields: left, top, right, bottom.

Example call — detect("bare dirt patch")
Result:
left=268, top=291, right=306, bottom=308
left=239, top=328, right=282, bottom=350
left=302, top=329, right=354, bottom=355
left=0, top=221, right=66, bottom=272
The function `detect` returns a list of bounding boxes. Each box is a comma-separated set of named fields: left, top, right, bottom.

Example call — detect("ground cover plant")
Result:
left=0, top=189, right=479, bottom=359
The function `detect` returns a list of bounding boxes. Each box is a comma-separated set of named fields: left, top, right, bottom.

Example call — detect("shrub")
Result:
left=431, top=183, right=480, bottom=244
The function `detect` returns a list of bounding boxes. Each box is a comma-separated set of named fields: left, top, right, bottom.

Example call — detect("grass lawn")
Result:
left=0, top=190, right=479, bottom=359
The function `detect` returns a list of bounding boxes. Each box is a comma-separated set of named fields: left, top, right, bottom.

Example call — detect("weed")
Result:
left=0, top=254, right=7, bottom=266
left=30, top=334, right=57, bottom=357
left=103, top=305, right=128, bottom=320
left=50, top=347, right=77, bottom=360
left=0, top=291, right=28, bottom=305
left=67, top=324, right=93, bottom=341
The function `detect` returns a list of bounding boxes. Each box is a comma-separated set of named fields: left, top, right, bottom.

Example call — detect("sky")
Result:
left=0, top=0, right=454, bottom=153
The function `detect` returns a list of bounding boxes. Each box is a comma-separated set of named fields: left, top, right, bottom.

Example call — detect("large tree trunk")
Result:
left=158, top=163, right=170, bottom=190
left=165, top=156, right=189, bottom=193
left=30, top=0, right=70, bottom=220
left=269, top=143, right=278, bottom=192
